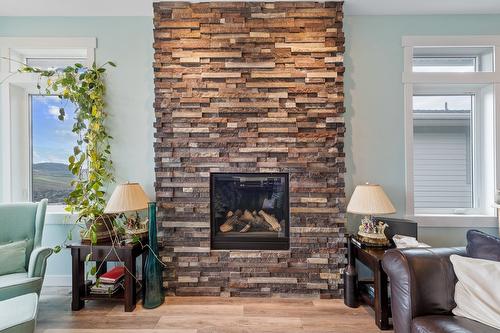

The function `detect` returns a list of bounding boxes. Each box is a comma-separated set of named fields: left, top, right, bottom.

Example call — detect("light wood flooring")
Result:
left=36, top=287, right=391, bottom=333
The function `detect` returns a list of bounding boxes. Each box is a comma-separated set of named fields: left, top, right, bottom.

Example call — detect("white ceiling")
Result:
left=1, top=0, right=500, bottom=16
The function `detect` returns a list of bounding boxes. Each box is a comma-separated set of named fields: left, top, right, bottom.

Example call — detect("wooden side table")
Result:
left=344, top=236, right=392, bottom=330
left=68, top=241, right=147, bottom=312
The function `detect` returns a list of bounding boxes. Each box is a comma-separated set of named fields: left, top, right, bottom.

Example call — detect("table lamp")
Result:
left=104, top=182, right=150, bottom=237
left=347, top=183, right=396, bottom=246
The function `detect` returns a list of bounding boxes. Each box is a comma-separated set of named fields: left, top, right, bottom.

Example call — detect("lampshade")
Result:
left=104, top=183, right=150, bottom=213
left=347, top=183, right=396, bottom=215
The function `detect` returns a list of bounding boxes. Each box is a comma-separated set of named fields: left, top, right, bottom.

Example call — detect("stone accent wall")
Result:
left=153, top=1, right=346, bottom=298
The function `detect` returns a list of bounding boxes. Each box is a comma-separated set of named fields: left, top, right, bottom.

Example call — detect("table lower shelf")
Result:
left=358, top=280, right=392, bottom=317
left=81, top=280, right=143, bottom=302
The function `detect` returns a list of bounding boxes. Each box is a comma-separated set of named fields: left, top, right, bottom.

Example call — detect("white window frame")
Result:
left=413, top=88, right=480, bottom=214
left=0, top=37, right=95, bottom=214
left=403, top=35, right=500, bottom=227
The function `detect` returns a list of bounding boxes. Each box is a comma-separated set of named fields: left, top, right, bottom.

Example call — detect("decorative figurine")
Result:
left=124, top=212, right=148, bottom=239
left=357, top=216, right=390, bottom=246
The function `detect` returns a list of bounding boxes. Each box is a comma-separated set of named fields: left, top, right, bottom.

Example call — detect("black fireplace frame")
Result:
left=210, top=172, right=290, bottom=250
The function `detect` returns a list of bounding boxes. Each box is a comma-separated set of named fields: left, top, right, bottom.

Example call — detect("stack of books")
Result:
left=90, top=266, right=125, bottom=295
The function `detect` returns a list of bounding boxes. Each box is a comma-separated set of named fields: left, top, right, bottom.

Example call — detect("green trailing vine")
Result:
left=19, top=61, right=116, bottom=248
left=3, top=59, right=166, bottom=289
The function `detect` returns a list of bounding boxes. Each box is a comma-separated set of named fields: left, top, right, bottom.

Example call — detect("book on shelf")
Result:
left=90, top=280, right=123, bottom=295
left=99, top=266, right=125, bottom=284
left=89, top=266, right=126, bottom=295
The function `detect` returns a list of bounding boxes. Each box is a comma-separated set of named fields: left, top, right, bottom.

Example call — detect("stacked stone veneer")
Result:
left=153, top=1, right=346, bottom=298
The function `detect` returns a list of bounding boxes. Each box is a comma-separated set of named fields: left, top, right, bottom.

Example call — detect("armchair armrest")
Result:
left=27, top=247, right=53, bottom=278
left=381, top=247, right=466, bottom=333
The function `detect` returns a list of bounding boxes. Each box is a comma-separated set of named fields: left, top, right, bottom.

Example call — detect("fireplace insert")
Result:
left=210, top=173, right=290, bottom=250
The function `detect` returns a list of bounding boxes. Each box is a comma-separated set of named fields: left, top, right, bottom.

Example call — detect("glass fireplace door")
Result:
left=210, top=173, right=290, bottom=250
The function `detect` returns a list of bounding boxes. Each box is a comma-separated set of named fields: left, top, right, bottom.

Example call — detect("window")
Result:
left=413, top=57, right=477, bottom=72
left=413, top=95, right=474, bottom=212
left=26, top=58, right=87, bottom=71
left=0, top=37, right=95, bottom=208
left=403, top=36, right=500, bottom=227
left=31, top=95, right=77, bottom=204
left=412, top=46, right=494, bottom=72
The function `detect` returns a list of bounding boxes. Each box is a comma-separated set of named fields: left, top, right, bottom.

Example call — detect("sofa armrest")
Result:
left=381, top=247, right=466, bottom=333
left=27, top=247, right=53, bottom=278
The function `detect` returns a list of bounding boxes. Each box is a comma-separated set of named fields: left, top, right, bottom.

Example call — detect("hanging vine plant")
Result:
left=4, top=59, right=166, bottom=287
left=19, top=61, right=116, bottom=245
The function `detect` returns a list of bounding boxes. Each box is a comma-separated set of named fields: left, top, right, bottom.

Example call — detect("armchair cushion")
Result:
left=0, top=241, right=27, bottom=276
left=0, top=273, right=42, bottom=302
left=0, top=293, right=38, bottom=333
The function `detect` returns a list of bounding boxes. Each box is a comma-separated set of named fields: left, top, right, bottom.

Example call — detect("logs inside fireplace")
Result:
left=210, top=173, right=289, bottom=250
left=220, top=209, right=282, bottom=233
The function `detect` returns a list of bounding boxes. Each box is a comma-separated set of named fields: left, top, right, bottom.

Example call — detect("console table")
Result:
left=344, top=236, right=392, bottom=330
left=68, top=241, right=147, bottom=312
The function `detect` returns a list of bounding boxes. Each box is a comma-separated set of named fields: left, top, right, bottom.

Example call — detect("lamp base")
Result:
left=81, top=214, right=117, bottom=244
left=125, top=227, right=148, bottom=239
left=356, top=233, right=390, bottom=247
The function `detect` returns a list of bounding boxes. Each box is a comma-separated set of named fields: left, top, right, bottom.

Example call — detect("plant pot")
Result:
left=80, top=214, right=118, bottom=244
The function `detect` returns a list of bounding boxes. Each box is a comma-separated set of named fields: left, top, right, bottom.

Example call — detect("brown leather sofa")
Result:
left=382, top=247, right=500, bottom=333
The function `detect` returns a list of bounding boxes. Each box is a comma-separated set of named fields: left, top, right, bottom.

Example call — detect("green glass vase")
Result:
left=143, top=202, right=164, bottom=309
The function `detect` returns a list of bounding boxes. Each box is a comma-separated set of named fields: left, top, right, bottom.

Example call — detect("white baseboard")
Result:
left=44, top=275, right=72, bottom=287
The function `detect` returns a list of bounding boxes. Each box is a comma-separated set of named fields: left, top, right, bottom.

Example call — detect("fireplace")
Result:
left=154, top=1, right=345, bottom=297
left=210, top=173, right=290, bottom=250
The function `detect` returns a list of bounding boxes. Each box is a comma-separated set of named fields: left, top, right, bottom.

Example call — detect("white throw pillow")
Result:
left=450, top=254, right=500, bottom=330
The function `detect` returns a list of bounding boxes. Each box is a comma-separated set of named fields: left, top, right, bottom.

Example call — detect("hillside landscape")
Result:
left=32, top=162, right=74, bottom=204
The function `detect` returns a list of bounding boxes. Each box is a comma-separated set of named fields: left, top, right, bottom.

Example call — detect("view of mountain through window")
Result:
left=31, top=95, right=77, bottom=204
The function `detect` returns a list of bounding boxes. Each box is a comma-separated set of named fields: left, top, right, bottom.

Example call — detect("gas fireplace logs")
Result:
left=219, top=209, right=243, bottom=232
left=220, top=209, right=283, bottom=233
left=258, top=210, right=282, bottom=231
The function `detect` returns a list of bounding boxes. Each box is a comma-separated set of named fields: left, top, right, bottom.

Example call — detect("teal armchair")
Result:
left=0, top=199, right=53, bottom=301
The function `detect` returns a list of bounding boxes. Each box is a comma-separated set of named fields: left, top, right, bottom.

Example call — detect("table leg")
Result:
left=374, top=263, right=390, bottom=330
left=344, top=237, right=359, bottom=308
left=71, top=248, right=85, bottom=311
left=124, top=254, right=137, bottom=312
left=131, top=256, right=137, bottom=306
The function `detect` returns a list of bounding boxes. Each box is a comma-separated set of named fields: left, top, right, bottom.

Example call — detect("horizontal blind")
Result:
left=413, top=125, right=472, bottom=208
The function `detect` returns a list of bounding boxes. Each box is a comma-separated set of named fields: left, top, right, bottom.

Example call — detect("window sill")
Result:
left=407, top=214, right=498, bottom=228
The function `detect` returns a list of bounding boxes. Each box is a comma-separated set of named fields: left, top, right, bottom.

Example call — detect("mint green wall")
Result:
left=0, top=17, right=154, bottom=282
left=344, top=15, right=500, bottom=245
left=0, top=17, right=155, bottom=196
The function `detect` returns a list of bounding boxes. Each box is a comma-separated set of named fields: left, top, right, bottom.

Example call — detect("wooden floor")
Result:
left=37, top=287, right=391, bottom=333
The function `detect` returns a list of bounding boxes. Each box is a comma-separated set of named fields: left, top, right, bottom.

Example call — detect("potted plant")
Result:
left=19, top=61, right=117, bottom=246
left=6, top=59, right=166, bottom=304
